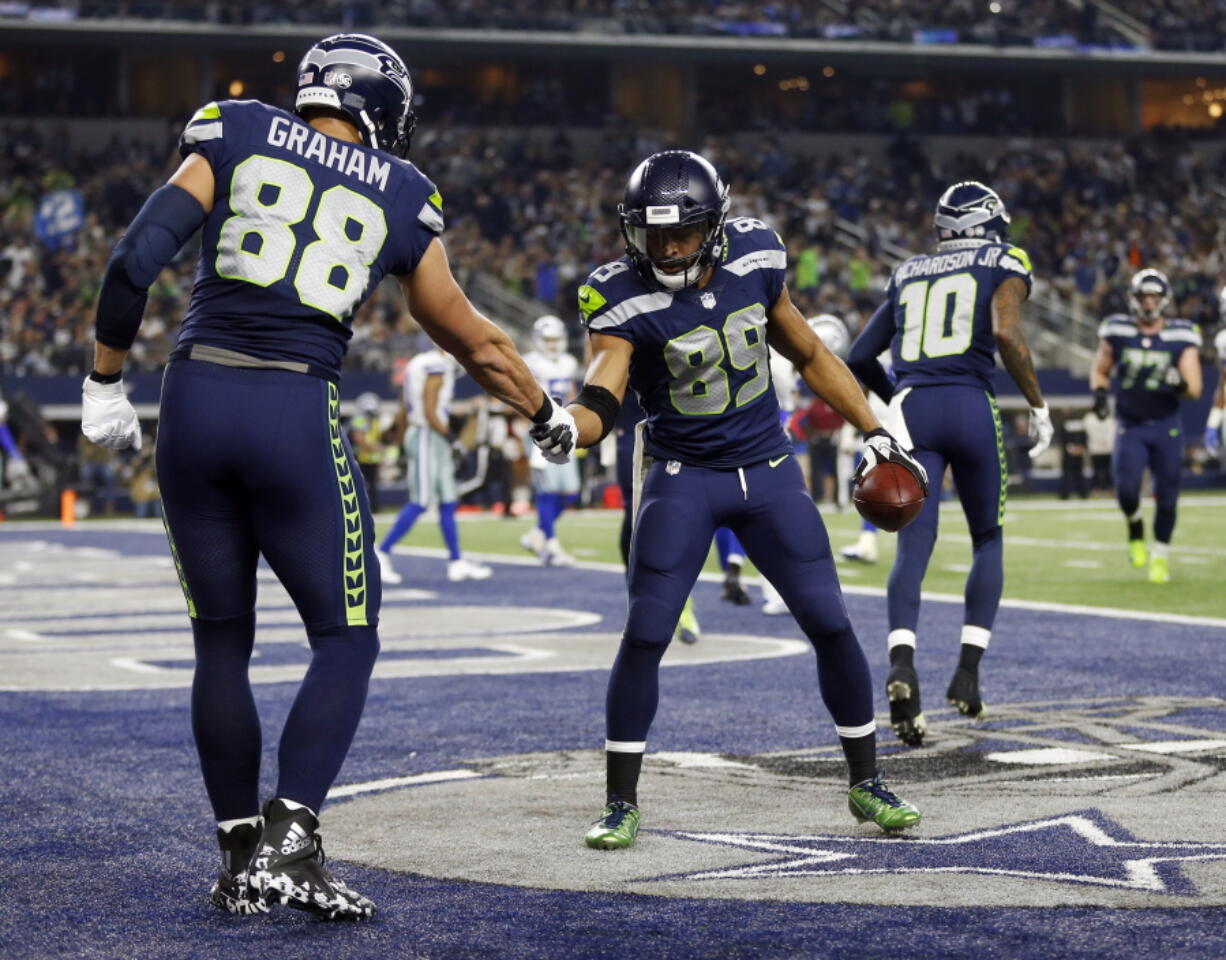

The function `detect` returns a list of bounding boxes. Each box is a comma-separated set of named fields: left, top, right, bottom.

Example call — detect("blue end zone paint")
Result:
left=1, top=527, right=1223, bottom=959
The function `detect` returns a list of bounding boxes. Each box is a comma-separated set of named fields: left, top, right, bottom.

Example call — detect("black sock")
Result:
left=958, top=643, right=984, bottom=672
left=1128, top=518, right=1143, bottom=541
left=606, top=751, right=643, bottom=806
left=888, top=644, right=915, bottom=668
left=841, top=733, right=877, bottom=786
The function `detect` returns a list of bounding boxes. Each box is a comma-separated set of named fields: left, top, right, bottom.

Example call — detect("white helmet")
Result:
left=533, top=315, right=567, bottom=356
left=808, top=314, right=850, bottom=360
left=355, top=392, right=380, bottom=416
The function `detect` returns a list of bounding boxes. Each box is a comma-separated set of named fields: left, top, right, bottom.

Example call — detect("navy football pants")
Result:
left=887, top=385, right=1006, bottom=634
left=157, top=360, right=381, bottom=819
left=1112, top=415, right=1183, bottom=543
left=607, top=454, right=874, bottom=744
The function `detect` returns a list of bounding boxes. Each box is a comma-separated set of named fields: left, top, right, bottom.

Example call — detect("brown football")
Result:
left=853, top=461, right=925, bottom=532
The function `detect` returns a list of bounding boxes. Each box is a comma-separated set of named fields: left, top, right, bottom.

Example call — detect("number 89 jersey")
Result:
left=578, top=217, right=792, bottom=468
left=884, top=238, right=1033, bottom=392
left=178, top=99, right=444, bottom=380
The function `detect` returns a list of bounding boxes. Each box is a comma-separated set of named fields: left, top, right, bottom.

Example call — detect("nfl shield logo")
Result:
left=666, top=460, right=681, bottom=475
left=701, top=292, right=716, bottom=309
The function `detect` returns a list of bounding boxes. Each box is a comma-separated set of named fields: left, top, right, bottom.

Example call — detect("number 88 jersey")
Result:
left=578, top=217, right=792, bottom=468
left=177, top=99, right=443, bottom=380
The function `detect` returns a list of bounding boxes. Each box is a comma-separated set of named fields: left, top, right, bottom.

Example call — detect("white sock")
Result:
left=961, top=625, right=991, bottom=649
left=1151, top=542, right=1169, bottom=560
left=887, top=629, right=916, bottom=651
left=218, top=816, right=259, bottom=833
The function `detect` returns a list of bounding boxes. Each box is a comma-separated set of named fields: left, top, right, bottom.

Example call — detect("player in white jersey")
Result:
left=377, top=348, right=492, bottom=583
left=520, top=315, right=582, bottom=565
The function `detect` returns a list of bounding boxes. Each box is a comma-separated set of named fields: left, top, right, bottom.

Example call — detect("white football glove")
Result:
left=528, top=396, right=576, bottom=465
left=853, top=428, right=929, bottom=494
left=81, top=377, right=142, bottom=451
left=1027, top=404, right=1053, bottom=460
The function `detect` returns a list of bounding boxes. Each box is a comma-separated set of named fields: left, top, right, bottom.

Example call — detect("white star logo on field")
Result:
left=657, top=810, right=1226, bottom=896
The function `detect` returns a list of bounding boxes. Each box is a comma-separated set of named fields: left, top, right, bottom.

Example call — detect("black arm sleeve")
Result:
left=572, top=383, right=621, bottom=444
left=846, top=301, right=897, bottom=404
left=95, top=184, right=207, bottom=350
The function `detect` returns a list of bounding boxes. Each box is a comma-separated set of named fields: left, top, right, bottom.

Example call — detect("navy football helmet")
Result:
left=295, top=34, right=416, bottom=158
left=933, top=181, right=1010, bottom=243
left=619, top=150, right=730, bottom=291
left=1129, top=268, right=1171, bottom=322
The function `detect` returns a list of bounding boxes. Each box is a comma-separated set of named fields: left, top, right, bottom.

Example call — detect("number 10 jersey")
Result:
left=177, top=98, right=444, bottom=380
left=578, top=217, right=792, bottom=469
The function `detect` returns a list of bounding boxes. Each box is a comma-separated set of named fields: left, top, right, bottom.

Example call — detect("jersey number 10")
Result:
left=217, top=154, right=389, bottom=322
left=898, top=272, right=978, bottom=361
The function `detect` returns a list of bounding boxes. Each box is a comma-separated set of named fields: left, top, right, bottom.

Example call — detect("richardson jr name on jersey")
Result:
left=578, top=217, right=792, bottom=469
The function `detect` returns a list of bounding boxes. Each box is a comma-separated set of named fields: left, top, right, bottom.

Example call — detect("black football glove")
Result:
left=1092, top=387, right=1110, bottom=419
left=853, top=428, right=929, bottom=496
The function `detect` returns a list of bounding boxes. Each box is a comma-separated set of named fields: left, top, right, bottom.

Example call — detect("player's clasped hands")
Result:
left=81, top=376, right=143, bottom=451
left=855, top=428, right=929, bottom=494
left=529, top=396, right=577, bottom=464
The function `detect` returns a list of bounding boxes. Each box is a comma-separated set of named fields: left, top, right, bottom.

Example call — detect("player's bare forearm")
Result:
left=92, top=343, right=129, bottom=376
left=1089, top=341, right=1114, bottom=391
left=992, top=277, right=1044, bottom=408
left=1178, top=346, right=1202, bottom=400
left=1214, top=369, right=1225, bottom=409
left=767, top=286, right=879, bottom=433
left=401, top=240, right=547, bottom=419
left=566, top=332, right=632, bottom=448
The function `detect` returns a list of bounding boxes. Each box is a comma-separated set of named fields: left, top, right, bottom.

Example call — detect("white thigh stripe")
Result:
left=605, top=739, right=646, bottom=753
left=835, top=721, right=877, bottom=739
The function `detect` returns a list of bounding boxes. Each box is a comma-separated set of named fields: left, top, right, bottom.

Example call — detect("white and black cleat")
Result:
left=248, top=799, right=375, bottom=921
left=209, top=822, right=268, bottom=916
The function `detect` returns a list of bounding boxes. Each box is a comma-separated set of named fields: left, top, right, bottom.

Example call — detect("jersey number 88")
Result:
left=217, top=154, right=389, bottom=322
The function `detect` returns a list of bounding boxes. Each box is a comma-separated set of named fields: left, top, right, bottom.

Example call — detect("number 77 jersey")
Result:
left=577, top=216, right=792, bottom=468
left=177, top=99, right=444, bottom=380
left=884, top=238, right=1033, bottom=392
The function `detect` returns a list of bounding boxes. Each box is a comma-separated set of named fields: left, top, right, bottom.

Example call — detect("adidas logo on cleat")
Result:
left=280, top=821, right=312, bottom=856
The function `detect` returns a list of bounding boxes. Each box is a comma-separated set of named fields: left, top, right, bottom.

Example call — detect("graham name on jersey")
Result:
left=895, top=244, right=1024, bottom=282
left=266, top=115, right=391, bottom=191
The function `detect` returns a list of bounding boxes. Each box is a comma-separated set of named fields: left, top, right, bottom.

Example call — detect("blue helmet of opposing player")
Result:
left=619, top=150, right=730, bottom=292
left=295, top=33, right=416, bottom=158
left=1129, top=268, right=1171, bottom=322
left=933, top=181, right=1010, bottom=243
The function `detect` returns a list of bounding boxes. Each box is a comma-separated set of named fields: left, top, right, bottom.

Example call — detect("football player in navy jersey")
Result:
left=1091, top=269, right=1202, bottom=583
left=847, top=182, right=1053, bottom=748
left=79, top=34, right=574, bottom=919
left=563, top=150, right=927, bottom=849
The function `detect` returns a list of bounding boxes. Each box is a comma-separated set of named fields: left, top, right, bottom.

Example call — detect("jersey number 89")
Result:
left=217, top=154, right=388, bottom=322
left=664, top=303, right=768, bottom=415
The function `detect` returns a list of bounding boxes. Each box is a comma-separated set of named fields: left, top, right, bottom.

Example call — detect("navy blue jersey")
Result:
left=880, top=239, right=1033, bottom=393
left=177, top=99, right=443, bottom=380
left=578, top=217, right=791, bottom=468
left=1098, top=314, right=1202, bottom=423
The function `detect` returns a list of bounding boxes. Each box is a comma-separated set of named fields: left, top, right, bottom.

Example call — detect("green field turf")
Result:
left=377, top=493, right=1225, bottom=619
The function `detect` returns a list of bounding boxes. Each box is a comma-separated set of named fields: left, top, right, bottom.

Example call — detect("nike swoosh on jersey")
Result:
left=769, top=455, right=789, bottom=468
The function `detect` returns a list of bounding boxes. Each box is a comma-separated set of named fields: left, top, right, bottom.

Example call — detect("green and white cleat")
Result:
left=848, top=777, right=922, bottom=832
left=1128, top=539, right=1148, bottom=569
left=584, top=799, right=641, bottom=850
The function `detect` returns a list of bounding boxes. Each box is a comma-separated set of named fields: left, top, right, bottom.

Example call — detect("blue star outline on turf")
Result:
left=658, top=809, right=1226, bottom=896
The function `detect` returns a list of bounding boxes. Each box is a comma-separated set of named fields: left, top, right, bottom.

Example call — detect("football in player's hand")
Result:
left=853, top=461, right=925, bottom=532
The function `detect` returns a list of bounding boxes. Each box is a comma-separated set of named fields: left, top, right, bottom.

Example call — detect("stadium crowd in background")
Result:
left=3, top=119, right=1224, bottom=380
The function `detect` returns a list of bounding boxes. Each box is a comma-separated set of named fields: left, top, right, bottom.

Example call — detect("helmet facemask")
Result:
left=620, top=212, right=726, bottom=293
left=1129, top=270, right=1171, bottom=323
